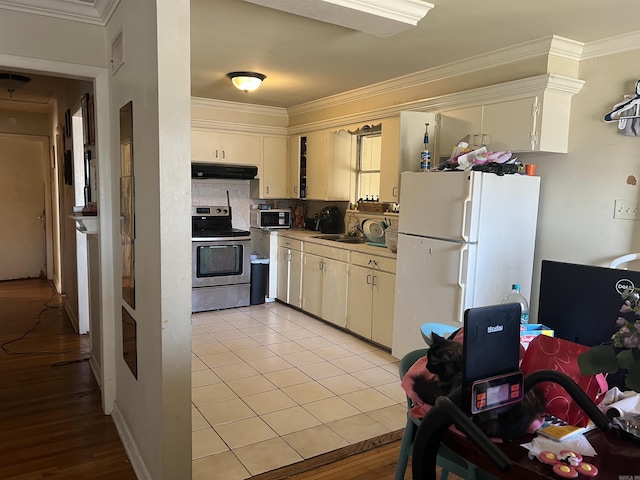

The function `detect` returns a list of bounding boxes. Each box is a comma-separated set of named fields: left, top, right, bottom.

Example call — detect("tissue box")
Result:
left=520, top=324, right=554, bottom=350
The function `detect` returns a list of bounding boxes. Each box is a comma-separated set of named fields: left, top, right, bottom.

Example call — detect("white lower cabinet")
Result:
left=276, top=237, right=303, bottom=308
left=347, top=252, right=396, bottom=348
left=301, top=242, right=349, bottom=328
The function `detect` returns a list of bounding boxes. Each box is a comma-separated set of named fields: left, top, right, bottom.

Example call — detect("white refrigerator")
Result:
left=391, top=171, right=540, bottom=359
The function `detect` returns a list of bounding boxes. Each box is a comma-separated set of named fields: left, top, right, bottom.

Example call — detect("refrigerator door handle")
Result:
left=457, top=244, right=469, bottom=324
left=461, top=189, right=472, bottom=243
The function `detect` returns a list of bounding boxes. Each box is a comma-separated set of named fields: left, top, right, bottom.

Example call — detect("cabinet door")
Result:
left=261, top=136, right=288, bottom=198
left=322, top=259, right=348, bottom=328
left=481, top=97, right=537, bottom=152
left=276, top=247, right=290, bottom=303
left=305, top=132, right=327, bottom=200
left=347, top=265, right=373, bottom=339
left=380, top=112, right=435, bottom=204
left=302, top=253, right=323, bottom=317
left=219, top=132, right=260, bottom=164
left=325, top=130, right=352, bottom=201
left=371, top=270, right=395, bottom=348
left=287, top=134, right=301, bottom=199
left=191, top=130, right=221, bottom=162
left=289, top=248, right=303, bottom=308
left=379, top=116, right=400, bottom=203
left=438, top=106, right=483, bottom=158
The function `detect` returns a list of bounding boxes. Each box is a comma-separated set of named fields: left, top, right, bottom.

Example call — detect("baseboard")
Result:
left=111, top=402, right=152, bottom=480
left=89, top=351, right=102, bottom=388
left=63, top=299, right=79, bottom=333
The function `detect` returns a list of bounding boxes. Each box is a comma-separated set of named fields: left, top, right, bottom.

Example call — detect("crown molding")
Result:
left=0, top=0, right=119, bottom=25
left=191, top=97, right=288, bottom=135
left=191, top=97, right=288, bottom=118
left=582, top=30, right=640, bottom=60
left=287, top=35, right=582, bottom=117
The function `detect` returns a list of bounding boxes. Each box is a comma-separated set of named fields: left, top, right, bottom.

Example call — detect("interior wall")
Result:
left=526, top=49, right=640, bottom=321
left=106, top=1, right=192, bottom=478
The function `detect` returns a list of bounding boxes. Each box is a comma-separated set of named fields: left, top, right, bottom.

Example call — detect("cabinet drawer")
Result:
left=305, top=242, right=349, bottom=262
left=277, top=236, right=303, bottom=251
left=350, top=251, right=396, bottom=273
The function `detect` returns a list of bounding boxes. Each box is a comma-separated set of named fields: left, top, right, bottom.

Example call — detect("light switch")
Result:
left=614, top=199, right=640, bottom=220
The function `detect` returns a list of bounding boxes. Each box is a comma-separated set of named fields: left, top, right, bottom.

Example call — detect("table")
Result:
left=442, top=427, right=640, bottom=480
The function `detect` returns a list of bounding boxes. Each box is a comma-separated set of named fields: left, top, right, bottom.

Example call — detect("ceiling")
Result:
left=1, top=0, right=640, bottom=110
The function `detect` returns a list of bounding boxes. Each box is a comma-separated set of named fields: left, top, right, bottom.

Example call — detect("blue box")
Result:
left=520, top=324, right=554, bottom=350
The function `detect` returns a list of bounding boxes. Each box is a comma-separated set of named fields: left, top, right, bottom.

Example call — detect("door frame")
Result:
left=0, top=52, right=116, bottom=414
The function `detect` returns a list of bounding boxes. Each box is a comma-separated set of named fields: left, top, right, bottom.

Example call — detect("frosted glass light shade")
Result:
left=227, top=71, right=266, bottom=92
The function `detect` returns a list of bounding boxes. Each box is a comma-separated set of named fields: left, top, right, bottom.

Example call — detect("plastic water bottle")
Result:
left=502, top=283, right=529, bottom=324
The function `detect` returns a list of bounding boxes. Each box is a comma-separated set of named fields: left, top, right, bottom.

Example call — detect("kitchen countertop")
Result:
left=277, top=228, right=397, bottom=259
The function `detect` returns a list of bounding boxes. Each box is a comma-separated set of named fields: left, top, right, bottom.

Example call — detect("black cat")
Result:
left=412, top=332, right=463, bottom=405
left=412, top=332, right=545, bottom=440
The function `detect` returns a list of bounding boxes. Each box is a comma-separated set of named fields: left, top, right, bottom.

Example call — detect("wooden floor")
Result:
left=0, top=278, right=136, bottom=479
left=252, top=438, right=415, bottom=480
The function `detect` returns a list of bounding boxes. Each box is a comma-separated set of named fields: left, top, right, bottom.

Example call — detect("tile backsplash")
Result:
left=192, top=179, right=253, bottom=230
left=192, top=178, right=350, bottom=232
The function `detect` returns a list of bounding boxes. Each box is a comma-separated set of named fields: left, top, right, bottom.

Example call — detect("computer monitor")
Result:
left=462, top=303, right=522, bottom=415
left=538, top=260, right=640, bottom=347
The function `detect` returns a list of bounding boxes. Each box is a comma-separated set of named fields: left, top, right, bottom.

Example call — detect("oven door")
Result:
left=192, top=238, right=251, bottom=288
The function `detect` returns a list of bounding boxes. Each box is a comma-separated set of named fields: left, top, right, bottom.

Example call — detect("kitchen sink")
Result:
left=313, top=234, right=367, bottom=244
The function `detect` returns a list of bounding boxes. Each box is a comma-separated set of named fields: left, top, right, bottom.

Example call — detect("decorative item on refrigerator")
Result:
left=419, top=123, right=431, bottom=172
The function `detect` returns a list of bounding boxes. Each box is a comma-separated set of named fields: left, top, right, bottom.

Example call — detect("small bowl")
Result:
left=385, top=224, right=398, bottom=252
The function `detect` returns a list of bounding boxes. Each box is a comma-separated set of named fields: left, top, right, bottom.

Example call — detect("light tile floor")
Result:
left=191, top=301, right=407, bottom=480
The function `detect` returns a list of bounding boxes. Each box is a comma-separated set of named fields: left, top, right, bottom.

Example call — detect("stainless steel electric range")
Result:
left=191, top=204, right=251, bottom=313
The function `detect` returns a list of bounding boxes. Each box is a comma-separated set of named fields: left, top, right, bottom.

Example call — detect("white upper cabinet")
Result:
left=191, top=130, right=261, bottom=165
left=438, top=99, right=538, bottom=156
left=252, top=136, right=288, bottom=199
left=436, top=75, right=585, bottom=156
left=379, top=111, right=436, bottom=203
left=304, top=130, right=351, bottom=201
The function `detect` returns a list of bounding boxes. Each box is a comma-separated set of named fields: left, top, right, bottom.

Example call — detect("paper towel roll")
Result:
left=604, top=394, right=640, bottom=419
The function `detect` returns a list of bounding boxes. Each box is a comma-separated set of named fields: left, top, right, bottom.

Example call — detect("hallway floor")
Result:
left=191, top=302, right=406, bottom=479
left=0, top=279, right=136, bottom=479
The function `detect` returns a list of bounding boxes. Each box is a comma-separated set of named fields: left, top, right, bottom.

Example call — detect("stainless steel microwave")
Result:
left=250, top=209, right=291, bottom=229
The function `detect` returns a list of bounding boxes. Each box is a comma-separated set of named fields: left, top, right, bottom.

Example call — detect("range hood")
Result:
left=192, top=163, right=258, bottom=180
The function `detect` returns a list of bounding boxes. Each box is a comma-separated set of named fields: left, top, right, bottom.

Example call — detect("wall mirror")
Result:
left=120, top=101, right=135, bottom=309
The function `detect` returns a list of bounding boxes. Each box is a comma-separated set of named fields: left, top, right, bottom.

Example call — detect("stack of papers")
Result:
left=537, top=421, right=596, bottom=442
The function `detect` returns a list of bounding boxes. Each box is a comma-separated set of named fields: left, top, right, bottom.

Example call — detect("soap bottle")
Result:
left=419, top=123, right=431, bottom=172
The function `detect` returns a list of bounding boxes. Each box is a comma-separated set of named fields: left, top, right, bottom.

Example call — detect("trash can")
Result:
left=250, top=256, right=269, bottom=305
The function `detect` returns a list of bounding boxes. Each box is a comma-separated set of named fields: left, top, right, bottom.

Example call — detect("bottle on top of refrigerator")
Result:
left=502, top=283, right=529, bottom=324
left=419, top=123, right=431, bottom=172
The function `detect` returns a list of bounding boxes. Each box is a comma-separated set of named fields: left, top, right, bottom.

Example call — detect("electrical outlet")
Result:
left=614, top=199, right=640, bottom=220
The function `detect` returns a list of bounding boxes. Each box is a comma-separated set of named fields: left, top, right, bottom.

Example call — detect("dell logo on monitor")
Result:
left=615, top=279, right=636, bottom=295
left=487, top=325, right=504, bottom=333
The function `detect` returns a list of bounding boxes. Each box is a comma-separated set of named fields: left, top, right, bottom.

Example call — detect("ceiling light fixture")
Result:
left=0, top=72, right=31, bottom=98
left=227, top=71, right=266, bottom=93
